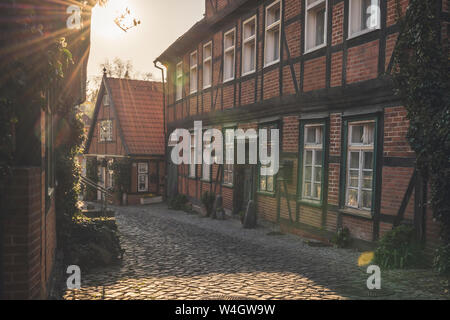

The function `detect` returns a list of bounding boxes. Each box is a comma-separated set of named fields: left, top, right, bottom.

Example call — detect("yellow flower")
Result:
left=358, top=251, right=375, bottom=266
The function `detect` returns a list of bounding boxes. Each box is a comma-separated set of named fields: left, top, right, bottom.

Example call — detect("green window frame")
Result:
left=223, top=126, right=236, bottom=186
left=298, top=120, right=326, bottom=205
left=340, top=115, right=380, bottom=215
left=201, top=130, right=212, bottom=182
left=189, top=131, right=196, bottom=179
left=257, top=122, right=279, bottom=194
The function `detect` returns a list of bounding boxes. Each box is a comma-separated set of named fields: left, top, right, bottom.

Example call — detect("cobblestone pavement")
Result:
left=63, top=204, right=449, bottom=300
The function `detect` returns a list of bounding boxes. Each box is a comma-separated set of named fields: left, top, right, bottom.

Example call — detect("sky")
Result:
left=88, top=0, right=205, bottom=83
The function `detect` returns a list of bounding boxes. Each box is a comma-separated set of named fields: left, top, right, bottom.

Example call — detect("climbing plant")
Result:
left=391, top=0, right=450, bottom=246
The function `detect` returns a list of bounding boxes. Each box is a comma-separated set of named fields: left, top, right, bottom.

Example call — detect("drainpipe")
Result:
left=153, top=60, right=167, bottom=199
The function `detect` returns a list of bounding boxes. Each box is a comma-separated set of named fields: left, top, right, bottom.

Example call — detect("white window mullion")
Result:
left=176, top=62, right=183, bottom=101
left=190, top=51, right=198, bottom=94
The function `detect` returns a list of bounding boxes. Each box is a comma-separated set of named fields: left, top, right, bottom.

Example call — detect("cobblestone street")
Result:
left=63, top=204, right=449, bottom=300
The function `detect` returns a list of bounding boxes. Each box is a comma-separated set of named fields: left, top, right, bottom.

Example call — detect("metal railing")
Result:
left=80, top=176, right=113, bottom=212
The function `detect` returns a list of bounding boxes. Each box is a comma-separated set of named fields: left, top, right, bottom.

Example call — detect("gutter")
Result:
left=153, top=60, right=168, bottom=199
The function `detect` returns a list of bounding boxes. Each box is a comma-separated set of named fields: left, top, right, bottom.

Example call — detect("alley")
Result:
left=63, top=204, right=448, bottom=300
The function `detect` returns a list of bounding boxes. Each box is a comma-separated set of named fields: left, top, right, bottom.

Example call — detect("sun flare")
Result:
left=91, top=0, right=136, bottom=38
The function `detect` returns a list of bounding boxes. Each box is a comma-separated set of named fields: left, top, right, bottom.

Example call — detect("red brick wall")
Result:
left=166, top=0, right=422, bottom=114
left=346, top=40, right=379, bottom=84
left=163, top=0, right=445, bottom=248
left=1, top=167, right=56, bottom=300
left=303, top=56, right=326, bottom=92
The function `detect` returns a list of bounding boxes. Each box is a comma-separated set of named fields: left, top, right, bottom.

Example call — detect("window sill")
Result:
left=223, top=77, right=235, bottom=84
left=188, top=176, right=197, bottom=180
left=347, top=27, right=380, bottom=40
left=201, top=179, right=211, bottom=183
left=257, top=190, right=276, bottom=198
left=304, top=43, right=326, bottom=55
left=241, top=70, right=256, bottom=77
left=297, top=199, right=322, bottom=209
left=264, top=59, right=280, bottom=69
left=203, top=85, right=212, bottom=90
left=339, top=207, right=373, bottom=220
left=222, top=183, right=234, bottom=188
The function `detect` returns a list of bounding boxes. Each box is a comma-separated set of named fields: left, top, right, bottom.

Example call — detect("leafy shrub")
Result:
left=201, top=191, right=215, bottom=217
left=63, top=214, right=123, bottom=271
left=168, top=194, right=188, bottom=211
left=331, top=227, right=351, bottom=248
left=374, top=225, right=423, bottom=269
left=433, top=244, right=450, bottom=276
left=85, top=157, right=98, bottom=201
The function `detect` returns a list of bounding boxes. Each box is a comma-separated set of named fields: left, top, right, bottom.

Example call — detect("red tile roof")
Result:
left=106, top=78, right=164, bottom=155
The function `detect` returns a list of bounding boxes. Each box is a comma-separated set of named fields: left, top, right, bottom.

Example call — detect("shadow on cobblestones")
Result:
left=63, top=204, right=449, bottom=300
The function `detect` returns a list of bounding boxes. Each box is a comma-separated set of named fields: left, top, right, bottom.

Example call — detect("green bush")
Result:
left=63, top=214, right=123, bottom=271
left=201, top=191, right=215, bottom=217
left=168, top=194, right=188, bottom=211
left=331, top=227, right=351, bottom=248
left=433, top=244, right=450, bottom=276
left=374, top=225, right=423, bottom=269
left=85, top=157, right=98, bottom=201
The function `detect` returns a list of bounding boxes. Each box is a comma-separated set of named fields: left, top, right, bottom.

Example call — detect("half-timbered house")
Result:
left=155, top=0, right=449, bottom=249
left=85, top=75, right=165, bottom=205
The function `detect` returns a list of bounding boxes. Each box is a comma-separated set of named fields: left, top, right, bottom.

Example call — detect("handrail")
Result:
left=80, top=176, right=112, bottom=197
left=80, top=175, right=113, bottom=212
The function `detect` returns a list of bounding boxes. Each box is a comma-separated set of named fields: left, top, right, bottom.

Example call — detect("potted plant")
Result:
left=201, top=191, right=215, bottom=217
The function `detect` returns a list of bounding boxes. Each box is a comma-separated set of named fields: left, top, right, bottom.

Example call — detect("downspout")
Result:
left=153, top=60, right=167, bottom=199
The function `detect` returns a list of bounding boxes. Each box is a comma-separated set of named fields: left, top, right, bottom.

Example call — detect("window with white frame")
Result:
left=265, top=1, right=281, bottom=66
left=138, top=162, right=149, bottom=193
left=305, top=0, right=327, bottom=52
left=349, top=0, right=380, bottom=38
left=223, top=28, right=236, bottom=82
left=190, top=51, right=198, bottom=94
left=302, top=125, right=324, bottom=201
left=242, top=16, right=257, bottom=75
left=99, top=120, right=113, bottom=142
left=102, top=94, right=110, bottom=106
left=346, top=121, right=375, bottom=210
left=223, top=129, right=234, bottom=185
left=176, top=62, right=183, bottom=101
left=189, top=132, right=196, bottom=178
left=203, top=42, right=213, bottom=89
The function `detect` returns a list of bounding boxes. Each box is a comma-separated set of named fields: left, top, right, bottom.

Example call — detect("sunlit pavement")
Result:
left=63, top=204, right=449, bottom=300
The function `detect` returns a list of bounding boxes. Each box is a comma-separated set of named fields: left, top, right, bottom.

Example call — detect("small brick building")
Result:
left=156, top=0, right=449, bottom=250
left=85, top=76, right=165, bottom=205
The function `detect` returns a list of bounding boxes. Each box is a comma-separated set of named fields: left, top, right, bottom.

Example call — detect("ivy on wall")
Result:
left=392, top=0, right=450, bottom=244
